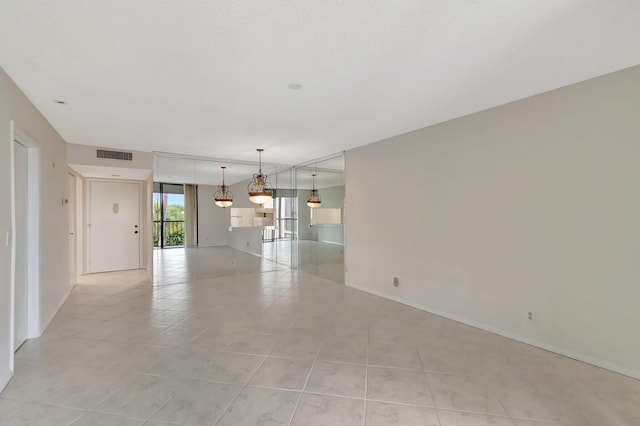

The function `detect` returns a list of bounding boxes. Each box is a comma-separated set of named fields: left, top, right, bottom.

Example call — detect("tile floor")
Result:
left=1, top=246, right=639, bottom=425
left=262, top=239, right=345, bottom=284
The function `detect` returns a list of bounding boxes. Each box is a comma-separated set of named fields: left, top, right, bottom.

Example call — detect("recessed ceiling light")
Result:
left=53, top=100, right=67, bottom=104
left=288, top=83, right=303, bottom=90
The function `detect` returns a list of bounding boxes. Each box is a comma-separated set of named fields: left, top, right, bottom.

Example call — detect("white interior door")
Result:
left=67, top=173, right=77, bottom=287
left=89, top=181, right=141, bottom=273
left=13, top=141, right=28, bottom=351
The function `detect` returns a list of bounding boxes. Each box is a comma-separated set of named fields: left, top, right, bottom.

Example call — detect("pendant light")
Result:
left=214, top=166, right=233, bottom=208
left=307, top=173, right=321, bottom=208
left=247, top=148, right=273, bottom=205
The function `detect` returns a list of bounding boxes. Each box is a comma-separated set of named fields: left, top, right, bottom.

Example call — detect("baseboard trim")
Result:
left=317, top=240, right=344, bottom=246
left=0, top=367, right=13, bottom=393
left=346, top=282, right=640, bottom=380
left=38, top=289, right=71, bottom=337
left=230, top=246, right=263, bottom=258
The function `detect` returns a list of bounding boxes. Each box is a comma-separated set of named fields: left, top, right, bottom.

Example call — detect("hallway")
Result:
left=0, top=247, right=639, bottom=425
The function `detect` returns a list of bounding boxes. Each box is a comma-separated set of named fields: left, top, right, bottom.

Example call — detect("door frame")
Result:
left=10, top=124, right=41, bottom=353
left=86, top=178, right=144, bottom=273
left=67, top=173, right=77, bottom=288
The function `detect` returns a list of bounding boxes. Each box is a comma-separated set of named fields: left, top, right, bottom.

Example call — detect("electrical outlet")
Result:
left=393, top=277, right=399, bottom=287
left=527, top=312, right=534, bottom=321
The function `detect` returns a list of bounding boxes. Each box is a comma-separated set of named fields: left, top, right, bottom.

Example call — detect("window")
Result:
left=153, top=183, right=185, bottom=248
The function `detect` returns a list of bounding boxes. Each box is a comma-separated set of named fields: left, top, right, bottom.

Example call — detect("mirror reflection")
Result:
left=152, top=151, right=345, bottom=283
left=295, top=154, right=345, bottom=283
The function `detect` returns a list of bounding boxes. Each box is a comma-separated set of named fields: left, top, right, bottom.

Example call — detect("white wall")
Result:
left=346, top=65, right=640, bottom=379
left=227, top=180, right=255, bottom=208
left=229, top=228, right=263, bottom=256
left=0, top=67, right=71, bottom=390
left=197, top=184, right=231, bottom=247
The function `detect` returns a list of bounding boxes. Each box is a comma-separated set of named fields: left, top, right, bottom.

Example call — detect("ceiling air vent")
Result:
left=97, top=149, right=133, bottom=161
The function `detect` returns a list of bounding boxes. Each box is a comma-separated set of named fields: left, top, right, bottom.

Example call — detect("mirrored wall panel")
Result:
left=153, top=152, right=293, bottom=274
left=260, top=167, right=295, bottom=268
left=295, top=153, right=345, bottom=283
left=153, top=151, right=345, bottom=283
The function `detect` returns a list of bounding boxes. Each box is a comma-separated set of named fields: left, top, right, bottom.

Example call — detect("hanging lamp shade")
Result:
left=214, top=166, right=234, bottom=208
left=306, top=173, right=321, bottom=208
left=247, top=148, right=273, bottom=205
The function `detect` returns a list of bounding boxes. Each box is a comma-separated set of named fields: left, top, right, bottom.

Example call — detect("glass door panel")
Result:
left=153, top=182, right=185, bottom=248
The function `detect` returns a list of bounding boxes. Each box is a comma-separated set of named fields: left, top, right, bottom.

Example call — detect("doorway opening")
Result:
left=261, top=192, right=295, bottom=242
left=11, top=125, right=41, bottom=351
left=67, top=173, right=77, bottom=288
left=13, top=140, right=28, bottom=351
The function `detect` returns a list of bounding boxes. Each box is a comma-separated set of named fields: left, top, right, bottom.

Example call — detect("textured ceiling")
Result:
left=1, top=1, right=639, bottom=165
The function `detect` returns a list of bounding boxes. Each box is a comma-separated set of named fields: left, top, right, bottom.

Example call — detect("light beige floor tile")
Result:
left=104, top=342, right=178, bottom=373
left=418, top=345, right=478, bottom=375
left=291, top=393, right=364, bottom=426
left=147, top=325, right=204, bottom=347
left=207, top=352, right=265, bottom=384
left=93, top=374, right=180, bottom=419
left=76, top=322, right=169, bottom=344
left=109, top=309, right=164, bottom=324
left=43, top=317, right=106, bottom=338
left=491, top=378, right=591, bottom=425
left=227, top=332, right=278, bottom=355
left=368, top=341, right=422, bottom=370
left=0, top=361, right=59, bottom=403
left=148, top=346, right=263, bottom=384
left=43, top=365, right=132, bottom=409
left=558, top=385, right=640, bottom=426
left=146, top=346, right=212, bottom=380
left=270, top=335, right=324, bottom=359
left=367, top=367, right=432, bottom=406
left=438, top=410, right=515, bottom=425
left=0, top=399, right=28, bottom=419
left=188, top=329, right=236, bottom=352
left=248, top=357, right=313, bottom=390
left=317, top=339, right=367, bottom=365
left=70, top=412, right=143, bottom=426
left=365, top=401, right=440, bottom=426
left=3, top=248, right=638, bottom=426
left=305, top=361, right=366, bottom=398
left=3, top=402, right=84, bottom=426
left=150, top=379, right=241, bottom=425
left=427, top=372, right=508, bottom=416
left=249, top=317, right=294, bottom=334
left=216, top=387, right=300, bottom=426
